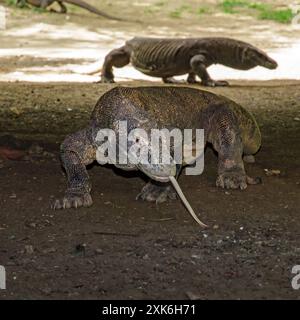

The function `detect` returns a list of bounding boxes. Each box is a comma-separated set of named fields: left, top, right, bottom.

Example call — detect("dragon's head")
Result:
left=126, top=128, right=178, bottom=182
left=243, top=47, right=278, bottom=69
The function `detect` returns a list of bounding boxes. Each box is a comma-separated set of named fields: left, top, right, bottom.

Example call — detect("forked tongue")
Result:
left=169, top=176, right=208, bottom=228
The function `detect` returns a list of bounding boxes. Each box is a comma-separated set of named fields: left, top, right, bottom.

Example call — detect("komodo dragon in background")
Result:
left=101, top=37, right=278, bottom=86
left=53, top=86, right=262, bottom=226
left=17, top=0, right=128, bottom=21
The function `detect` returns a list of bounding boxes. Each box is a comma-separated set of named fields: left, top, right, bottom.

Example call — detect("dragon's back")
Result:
left=125, top=38, right=197, bottom=76
left=91, top=87, right=254, bottom=130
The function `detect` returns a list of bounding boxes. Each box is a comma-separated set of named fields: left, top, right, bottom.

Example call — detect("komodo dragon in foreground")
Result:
left=101, top=37, right=278, bottom=86
left=17, top=0, right=127, bottom=21
left=53, top=86, right=261, bottom=226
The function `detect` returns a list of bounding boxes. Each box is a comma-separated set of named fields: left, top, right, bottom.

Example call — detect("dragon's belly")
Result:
left=131, top=57, right=189, bottom=77
left=129, top=40, right=191, bottom=77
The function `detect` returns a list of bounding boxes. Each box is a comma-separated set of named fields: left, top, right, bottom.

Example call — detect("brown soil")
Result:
left=0, top=80, right=299, bottom=299
left=0, top=0, right=299, bottom=300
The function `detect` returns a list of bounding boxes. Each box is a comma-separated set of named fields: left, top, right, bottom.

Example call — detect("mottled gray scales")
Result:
left=53, top=86, right=262, bottom=211
left=101, top=37, right=277, bottom=86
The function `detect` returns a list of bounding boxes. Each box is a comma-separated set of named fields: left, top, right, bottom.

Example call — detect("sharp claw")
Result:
left=135, top=193, right=141, bottom=201
left=239, top=183, right=247, bottom=190
left=100, top=77, right=115, bottom=84
left=52, top=200, right=62, bottom=210
left=52, top=193, right=92, bottom=210
left=63, top=198, right=71, bottom=209
left=217, top=172, right=250, bottom=190
left=83, top=194, right=93, bottom=207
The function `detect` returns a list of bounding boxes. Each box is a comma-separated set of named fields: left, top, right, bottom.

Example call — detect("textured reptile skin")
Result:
left=101, top=37, right=278, bottom=86
left=53, top=86, right=261, bottom=210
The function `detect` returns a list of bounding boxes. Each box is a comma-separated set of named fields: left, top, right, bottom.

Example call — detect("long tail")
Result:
left=63, top=0, right=136, bottom=22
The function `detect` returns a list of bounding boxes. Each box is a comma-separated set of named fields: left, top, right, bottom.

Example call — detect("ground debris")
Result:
left=264, top=169, right=281, bottom=176
left=186, top=291, right=203, bottom=300
left=24, top=245, right=34, bottom=254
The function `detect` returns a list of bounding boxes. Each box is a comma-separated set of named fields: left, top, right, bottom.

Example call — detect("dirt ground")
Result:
left=0, top=80, right=299, bottom=300
left=0, top=0, right=299, bottom=300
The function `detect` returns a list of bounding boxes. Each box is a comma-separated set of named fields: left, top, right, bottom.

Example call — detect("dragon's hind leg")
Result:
left=100, top=46, right=130, bottom=83
left=207, top=104, right=260, bottom=190
left=53, top=129, right=96, bottom=209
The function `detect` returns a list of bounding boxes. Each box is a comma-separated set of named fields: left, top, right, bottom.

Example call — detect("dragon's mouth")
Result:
left=138, top=164, right=208, bottom=228
left=138, top=166, right=172, bottom=183
left=138, top=163, right=176, bottom=183
left=148, top=174, right=170, bottom=183
left=264, top=58, right=278, bottom=70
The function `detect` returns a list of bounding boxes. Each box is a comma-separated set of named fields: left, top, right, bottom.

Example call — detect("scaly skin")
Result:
left=101, top=37, right=278, bottom=86
left=53, top=86, right=261, bottom=210
left=17, top=0, right=129, bottom=21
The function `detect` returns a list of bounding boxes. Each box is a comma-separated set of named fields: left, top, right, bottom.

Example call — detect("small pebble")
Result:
left=264, top=169, right=281, bottom=176
left=28, top=222, right=37, bottom=228
left=25, top=245, right=34, bottom=254
left=95, top=248, right=103, bottom=254
left=42, top=247, right=56, bottom=254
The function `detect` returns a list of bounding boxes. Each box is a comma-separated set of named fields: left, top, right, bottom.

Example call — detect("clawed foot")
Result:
left=216, top=171, right=247, bottom=190
left=187, top=79, right=200, bottom=84
left=100, top=76, right=115, bottom=84
left=216, top=171, right=261, bottom=190
left=202, top=79, right=229, bottom=87
left=136, top=181, right=177, bottom=204
left=52, top=193, right=93, bottom=210
left=162, top=77, right=185, bottom=84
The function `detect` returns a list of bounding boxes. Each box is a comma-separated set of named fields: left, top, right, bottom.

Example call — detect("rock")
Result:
left=42, top=247, right=56, bottom=254
left=264, top=169, right=281, bottom=176
left=74, top=243, right=86, bottom=256
left=0, top=147, right=25, bottom=160
left=25, top=245, right=34, bottom=254
left=28, top=144, right=44, bottom=155
left=27, top=222, right=37, bottom=228
left=95, top=248, right=103, bottom=254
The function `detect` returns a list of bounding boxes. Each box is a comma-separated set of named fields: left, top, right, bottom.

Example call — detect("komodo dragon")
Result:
left=53, top=86, right=262, bottom=226
left=101, top=37, right=278, bottom=86
left=17, top=0, right=128, bottom=21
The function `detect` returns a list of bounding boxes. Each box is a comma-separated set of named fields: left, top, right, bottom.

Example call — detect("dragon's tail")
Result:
left=63, top=0, right=135, bottom=22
